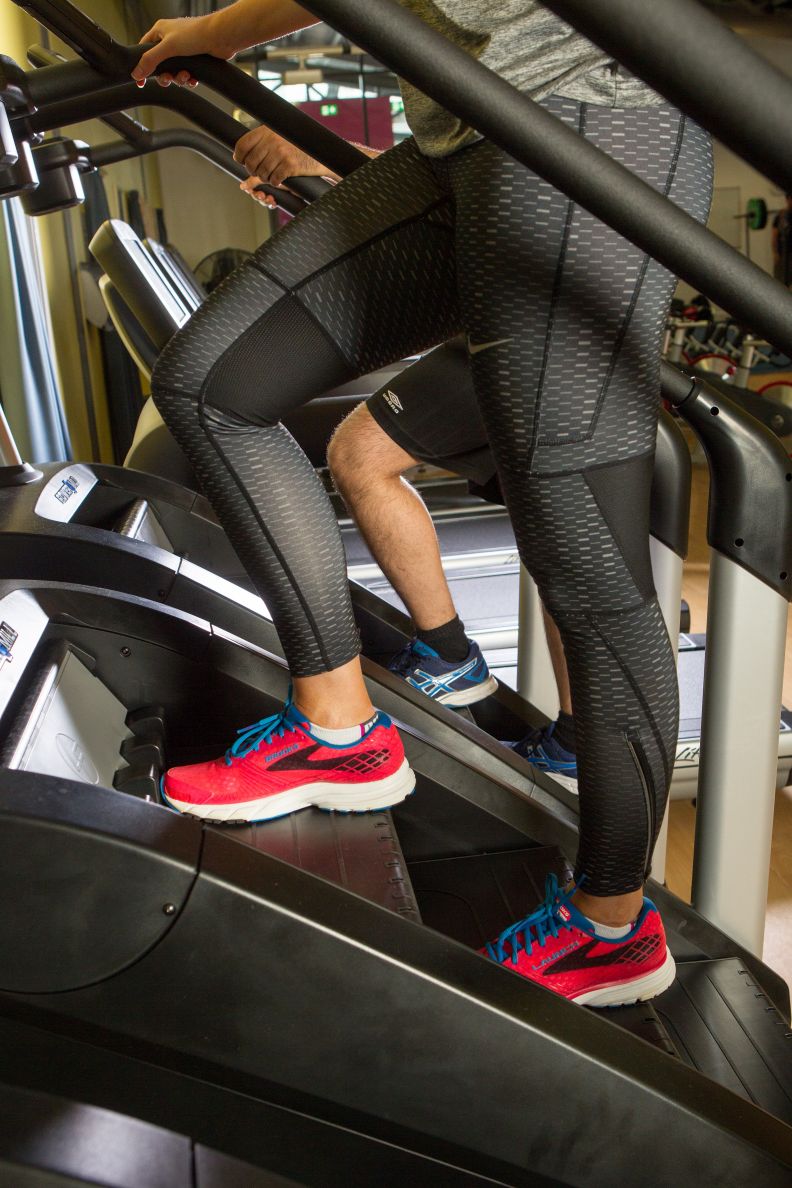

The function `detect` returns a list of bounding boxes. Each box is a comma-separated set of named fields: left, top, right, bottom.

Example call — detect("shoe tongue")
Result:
left=284, top=703, right=309, bottom=731
left=555, top=897, right=596, bottom=935
left=412, top=639, right=438, bottom=658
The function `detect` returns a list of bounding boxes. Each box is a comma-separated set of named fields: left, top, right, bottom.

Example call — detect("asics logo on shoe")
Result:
left=383, top=389, right=403, bottom=413
left=541, top=933, right=661, bottom=975
left=467, top=336, right=513, bottom=356
left=407, top=657, right=480, bottom=698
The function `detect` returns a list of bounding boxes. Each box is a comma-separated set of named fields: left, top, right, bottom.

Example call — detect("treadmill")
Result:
left=0, top=4, right=790, bottom=1182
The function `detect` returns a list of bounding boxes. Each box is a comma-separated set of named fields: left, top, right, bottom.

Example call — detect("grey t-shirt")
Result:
left=396, top=0, right=661, bottom=156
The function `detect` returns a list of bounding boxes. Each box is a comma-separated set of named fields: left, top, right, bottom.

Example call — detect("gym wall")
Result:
left=43, top=0, right=167, bottom=463
left=153, top=104, right=274, bottom=273
left=676, top=31, right=792, bottom=309
left=0, top=0, right=169, bottom=463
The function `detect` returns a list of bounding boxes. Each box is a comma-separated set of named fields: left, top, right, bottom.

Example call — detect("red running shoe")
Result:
left=482, top=875, right=675, bottom=1007
left=162, top=701, right=415, bottom=823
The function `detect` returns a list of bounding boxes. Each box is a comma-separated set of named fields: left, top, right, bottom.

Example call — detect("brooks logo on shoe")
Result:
left=532, top=939, right=579, bottom=972
left=266, top=743, right=300, bottom=763
left=544, top=933, right=661, bottom=975
left=267, top=742, right=387, bottom=773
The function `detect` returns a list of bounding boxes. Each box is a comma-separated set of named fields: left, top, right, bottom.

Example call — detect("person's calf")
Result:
left=329, top=406, right=459, bottom=631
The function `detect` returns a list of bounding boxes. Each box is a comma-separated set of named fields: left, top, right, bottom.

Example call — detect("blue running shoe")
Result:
left=509, top=723, right=578, bottom=794
left=389, top=638, right=498, bottom=707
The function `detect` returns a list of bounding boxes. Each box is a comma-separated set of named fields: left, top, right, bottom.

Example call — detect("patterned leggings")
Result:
left=152, top=99, right=712, bottom=893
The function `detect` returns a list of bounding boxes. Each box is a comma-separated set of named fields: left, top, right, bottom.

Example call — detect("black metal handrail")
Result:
left=293, top=0, right=792, bottom=360
left=542, top=0, right=792, bottom=195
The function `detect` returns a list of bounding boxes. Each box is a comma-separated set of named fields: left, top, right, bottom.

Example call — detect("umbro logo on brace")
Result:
left=383, top=389, right=403, bottom=413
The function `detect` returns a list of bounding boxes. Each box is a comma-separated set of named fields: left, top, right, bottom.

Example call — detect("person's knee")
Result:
left=328, top=403, right=414, bottom=497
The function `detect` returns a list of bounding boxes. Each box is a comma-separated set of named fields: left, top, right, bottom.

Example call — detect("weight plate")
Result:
left=747, top=197, right=768, bottom=231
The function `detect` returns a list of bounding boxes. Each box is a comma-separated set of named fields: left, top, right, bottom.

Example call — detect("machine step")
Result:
left=657, top=958, right=792, bottom=1123
left=232, top=810, right=420, bottom=923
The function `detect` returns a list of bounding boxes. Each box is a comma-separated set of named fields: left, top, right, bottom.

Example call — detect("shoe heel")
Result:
left=312, top=760, right=416, bottom=813
left=575, top=949, right=676, bottom=1008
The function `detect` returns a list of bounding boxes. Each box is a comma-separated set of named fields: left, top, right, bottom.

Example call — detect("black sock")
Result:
left=417, top=615, right=470, bottom=663
left=553, top=710, right=576, bottom=753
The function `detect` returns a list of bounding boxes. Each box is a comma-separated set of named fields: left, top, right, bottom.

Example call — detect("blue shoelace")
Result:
left=224, top=703, right=297, bottom=766
left=485, top=874, right=575, bottom=965
left=389, top=643, right=418, bottom=677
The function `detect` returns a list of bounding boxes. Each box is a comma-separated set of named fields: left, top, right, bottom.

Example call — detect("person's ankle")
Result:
left=415, top=614, right=469, bottom=663
left=571, top=888, right=644, bottom=930
left=292, top=658, right=373, bottom=728
left=294, top=701, right=376, bottom=730
left=552, top=710, right=575, bottom=752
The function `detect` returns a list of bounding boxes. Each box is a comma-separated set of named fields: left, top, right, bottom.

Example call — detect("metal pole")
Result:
left=541, top=0, right=792, bottom=195
left=648, top=536, right=685, bottom=884
left=691, top=553, right=788, bottom=954
left=516, top=568, right=558, bottom=721
left=0, top=405, right=23, bottom=466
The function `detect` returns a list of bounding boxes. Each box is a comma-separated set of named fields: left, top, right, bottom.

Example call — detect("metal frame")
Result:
left=293, top=0, right=792, bottom=357
left=541, top=0, right=792, bottom=194
left=693, top=551, right=789, bottom=952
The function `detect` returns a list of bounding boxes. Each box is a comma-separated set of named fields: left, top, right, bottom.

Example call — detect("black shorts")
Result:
left=366, top=337, right=496, bottom=485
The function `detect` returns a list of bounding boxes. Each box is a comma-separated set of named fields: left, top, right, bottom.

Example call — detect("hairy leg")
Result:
left=329, top=403, right=457, bottom=631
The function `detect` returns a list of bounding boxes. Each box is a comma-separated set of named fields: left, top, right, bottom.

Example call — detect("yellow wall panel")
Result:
left=0, top=0, right=162, bottom=462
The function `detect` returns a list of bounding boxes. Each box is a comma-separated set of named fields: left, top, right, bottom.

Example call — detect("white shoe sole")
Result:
left=437, top=674, right=499, bottom=706
left=163, top=759, right=416, bottom=823
left=572, top=948, right=676, bottom=1008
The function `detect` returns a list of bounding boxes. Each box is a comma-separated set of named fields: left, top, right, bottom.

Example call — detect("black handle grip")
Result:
left=282, top=175, right=332, bottom=203
left=18, top=29, right=367, bottom=181
left=252, top=176, right=331, bottom=215
left=254, top=183, right=306, bottom=216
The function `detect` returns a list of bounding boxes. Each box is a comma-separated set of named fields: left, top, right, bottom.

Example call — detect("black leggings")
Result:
left=152, top=98, right=712, bottom=894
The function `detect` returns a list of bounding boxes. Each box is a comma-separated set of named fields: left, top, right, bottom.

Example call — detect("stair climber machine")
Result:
left=4, top=36, right=792, bottom=818
left=0, top=0, right=790, bottom=1183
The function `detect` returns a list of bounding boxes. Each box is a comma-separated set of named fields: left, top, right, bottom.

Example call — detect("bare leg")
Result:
left=542, top=607, right=573, bottom=716
left=328, top=403, right=457, bottom=631
left=292, top=656, right=375, bottom=728
left=573, top=888, right=643, bottom=927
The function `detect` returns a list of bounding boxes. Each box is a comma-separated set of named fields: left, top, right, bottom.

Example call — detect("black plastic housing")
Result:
left=0, top=103, right=16, bottom=165
left=21, top=136, right=88, bottom=214
left=651, top=409, right=691, bottom=559
left=665, top=365, right=792, bottom=598
left=0, top=138, right=37, bottom=197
